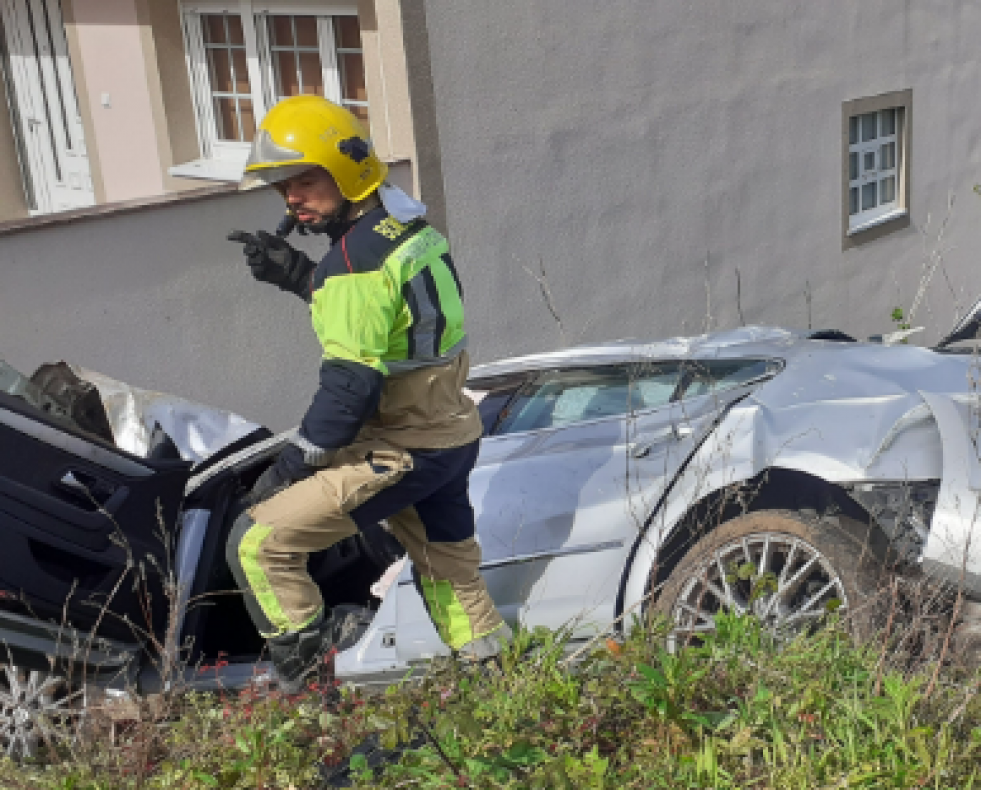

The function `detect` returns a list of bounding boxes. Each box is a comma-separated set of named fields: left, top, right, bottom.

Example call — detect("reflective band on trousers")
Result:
left=419, top=577, right=474, bottom=649
left=238, top=521, right=321, bottom=637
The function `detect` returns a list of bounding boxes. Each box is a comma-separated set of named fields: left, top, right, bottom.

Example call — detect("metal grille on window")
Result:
left=267, top=15, right=324, bottom=100
left=202, top=13, right=255, bottom=143
left=264, top=14, right=368, bottom=129
left=848, top=108, right=900, bottom=231
left=334, top=16, right=368, bottom=128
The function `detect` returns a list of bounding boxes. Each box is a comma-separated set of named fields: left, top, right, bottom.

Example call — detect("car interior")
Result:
left=0, top=358, right=405, bottom=665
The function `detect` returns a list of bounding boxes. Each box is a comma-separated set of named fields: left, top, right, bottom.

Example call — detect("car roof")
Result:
left=469, top=326, right=806, bottom=379
left=470, top=325, right=975, bottom=413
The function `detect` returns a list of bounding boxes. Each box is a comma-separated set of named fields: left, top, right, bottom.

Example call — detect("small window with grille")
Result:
left=181, top=3, right=369, bottom=165
left=842, top=90, right=911, bottom=246
left=848, top=109, right=900, bottom=228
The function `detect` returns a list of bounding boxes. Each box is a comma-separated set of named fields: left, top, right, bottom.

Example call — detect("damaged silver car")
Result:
left=1, top=305, right=981, bottom=756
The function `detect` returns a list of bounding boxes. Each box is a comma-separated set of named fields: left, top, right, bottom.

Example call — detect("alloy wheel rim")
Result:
left=0, top=665, right=82, bottom=760
left=668, top=531, right=848, bottom=650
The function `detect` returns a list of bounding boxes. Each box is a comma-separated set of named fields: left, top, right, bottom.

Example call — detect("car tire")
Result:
left=651, top=509, right=891, bottom=647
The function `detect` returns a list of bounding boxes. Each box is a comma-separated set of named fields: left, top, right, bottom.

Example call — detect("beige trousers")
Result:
left=227, top=438, right=503, bottom=648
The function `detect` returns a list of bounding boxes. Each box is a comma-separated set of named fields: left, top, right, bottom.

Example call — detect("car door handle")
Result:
left=629, top=424, right=693, bottom=458
left=57, top=471, right=128, bottom=513
left=629, top=442, right=653, bottom=458
left=59, top=471, right=92, bottom=495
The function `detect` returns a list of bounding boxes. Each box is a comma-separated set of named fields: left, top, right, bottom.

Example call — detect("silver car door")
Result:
left=391, top=412, right=637, bottom=664
left=393, top=359, right=780, bottom=660
left=484, top=358, right=778, bottom=635
left=395, top=364, right=685, bottom=657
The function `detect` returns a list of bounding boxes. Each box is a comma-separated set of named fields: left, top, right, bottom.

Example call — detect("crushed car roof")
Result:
left=470, top=325, right=976, bottom=413
left=470, top=326, right=803, bottom=379
left=466, top=325, right=864, bottom=380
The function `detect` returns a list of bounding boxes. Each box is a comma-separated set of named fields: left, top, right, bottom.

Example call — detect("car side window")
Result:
left=465, top=374, right=531, bottom=435
left=493, top=363, right=682, bottom=435
left=680, top=358, right=779, bottom=400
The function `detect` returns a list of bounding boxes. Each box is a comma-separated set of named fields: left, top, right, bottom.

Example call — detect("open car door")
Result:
left=0, top=385, right=192, bottom=660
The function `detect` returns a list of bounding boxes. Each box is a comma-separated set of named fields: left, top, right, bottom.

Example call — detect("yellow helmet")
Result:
left=239, top=96, right=387, bottom=202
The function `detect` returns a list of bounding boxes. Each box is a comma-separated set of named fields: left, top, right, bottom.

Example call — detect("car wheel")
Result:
left=652, top=509, right=889, bottom=650
left=0, top=664, right=85, bottom=760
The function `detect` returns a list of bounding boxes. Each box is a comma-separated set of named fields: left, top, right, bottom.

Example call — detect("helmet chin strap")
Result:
left=300, top=199, right=354, bottom=241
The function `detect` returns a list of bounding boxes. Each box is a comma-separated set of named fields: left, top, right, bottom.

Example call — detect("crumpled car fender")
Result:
left=619, top=390, right=951, bottom=617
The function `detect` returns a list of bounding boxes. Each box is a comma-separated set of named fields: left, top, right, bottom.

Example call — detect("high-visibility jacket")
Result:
left=297, top=206, right=482, bottom=452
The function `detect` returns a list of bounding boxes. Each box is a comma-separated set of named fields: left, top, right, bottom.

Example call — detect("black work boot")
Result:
left=267, top=606, right=374, bottom=696
left=267, top=616, right=334, bottom=696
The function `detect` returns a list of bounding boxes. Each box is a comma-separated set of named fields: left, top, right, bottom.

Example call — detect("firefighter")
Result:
left=225, top=96, right=509, bottom=694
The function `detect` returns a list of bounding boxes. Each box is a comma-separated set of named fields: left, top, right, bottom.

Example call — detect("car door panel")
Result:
left=0, top=391, right=191, bottom=641
left=393, top=359, right=777, bottom=659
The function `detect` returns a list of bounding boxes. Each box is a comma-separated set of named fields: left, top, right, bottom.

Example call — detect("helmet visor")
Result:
left=239, top=129, right=309, bottom=190
left=239, top=163, right=317, bottom=192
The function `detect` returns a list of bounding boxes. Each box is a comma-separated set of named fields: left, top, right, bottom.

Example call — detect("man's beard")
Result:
left=295, top=201, right=355, bottom=242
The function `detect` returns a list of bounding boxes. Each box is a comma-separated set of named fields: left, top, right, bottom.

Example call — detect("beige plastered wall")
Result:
left=60, top=0, right=414, bottom=203
left=62, top=0, right=201, bottom=204
left=135, top=0, right=206, bottom=193
left=0, top=49, right=29, bottom=220
left=359, top=0, right=419, bottom=197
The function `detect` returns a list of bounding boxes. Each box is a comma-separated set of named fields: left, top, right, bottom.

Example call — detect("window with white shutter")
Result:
left=175, top=1, right=368, bottom=179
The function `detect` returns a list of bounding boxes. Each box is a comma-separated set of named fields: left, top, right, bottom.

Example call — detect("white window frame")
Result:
left=848, top=109, right=900, bottom=231
left=176, top=0, right=358, bottom=178
left=842, top=90, right=911, bottom=249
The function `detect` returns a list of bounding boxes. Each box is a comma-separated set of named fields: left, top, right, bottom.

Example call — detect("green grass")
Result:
left=4, top=612, right=981, bottom=789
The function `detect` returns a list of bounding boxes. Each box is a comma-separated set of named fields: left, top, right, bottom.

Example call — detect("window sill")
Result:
left=0, top=184, right=237, bottom=238
left=169, top=156, right=415, bottom=184
left=847, top=208, right=908, bottom=237
left=168, top=158, right=248, bottom=182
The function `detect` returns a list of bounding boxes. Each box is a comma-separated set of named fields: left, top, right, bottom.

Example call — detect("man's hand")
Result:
left=247, top=441, right=337, bottom=506
left=247, top=445, right=313, bottom=505
left=227, top=229, right=315, bottom=300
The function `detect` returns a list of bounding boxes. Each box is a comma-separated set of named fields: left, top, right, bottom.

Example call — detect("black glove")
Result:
left=247, top=439, right=340, bottom=505
left=227, top=229, right=316, bottom=300
left=248, top=444, right=316, bottom=505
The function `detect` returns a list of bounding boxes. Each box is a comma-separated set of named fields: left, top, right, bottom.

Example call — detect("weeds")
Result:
left=2, top=612, right=979, bottom=789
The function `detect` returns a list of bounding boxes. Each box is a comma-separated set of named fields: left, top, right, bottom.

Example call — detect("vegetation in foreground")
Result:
left=2, top=612, right=981, bottom=789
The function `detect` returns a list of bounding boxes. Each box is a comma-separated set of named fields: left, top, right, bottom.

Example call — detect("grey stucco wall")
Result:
left=0, top=189, right=332, bottom=431
left=420, top=0, right=981, bottom=356
left=4, top=2, right=981, bottom=433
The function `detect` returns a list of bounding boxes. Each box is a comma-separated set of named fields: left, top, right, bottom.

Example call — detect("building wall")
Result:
left=416, top=0, right=981, bottom=354
left=0, top=41, right=29, bottom=220
left=359, top=0, right=418, bottom=192
left=136, top=0, right=205, bottom=192
left=68, top=0, right=169, bottom=202
left=0, top=188, right=332, bottom=431
left=14, top=2, right=981, bottom=435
